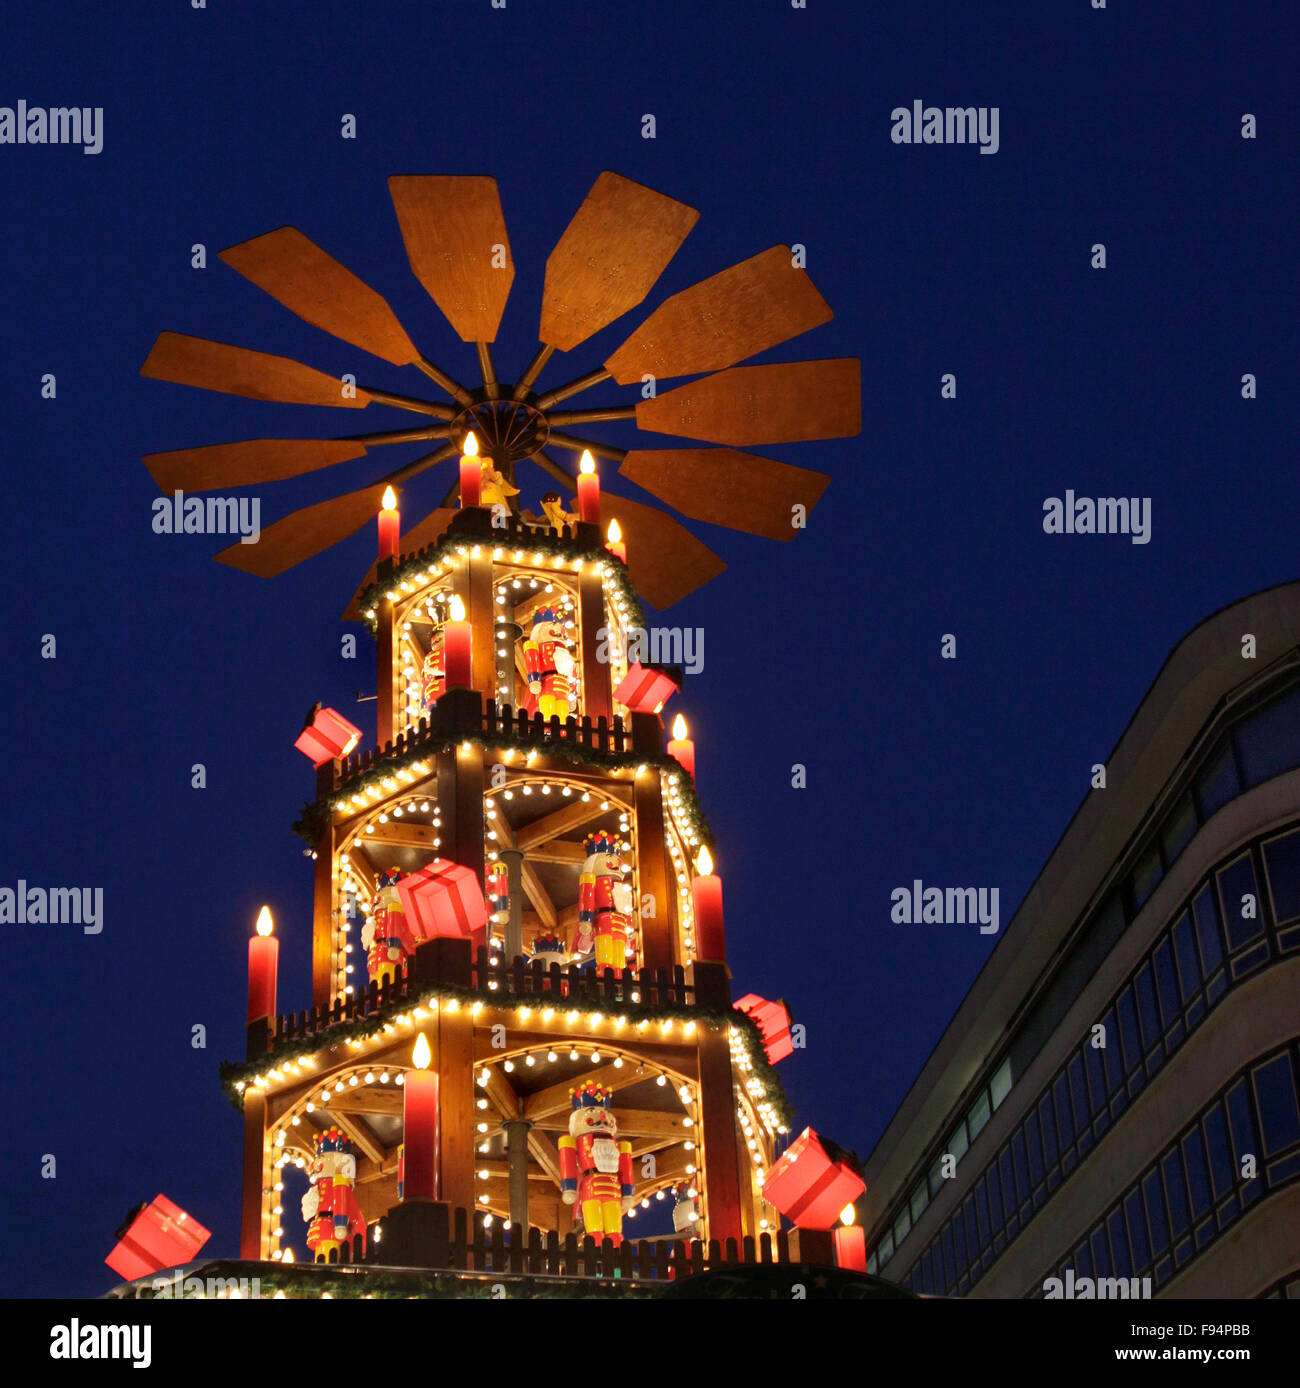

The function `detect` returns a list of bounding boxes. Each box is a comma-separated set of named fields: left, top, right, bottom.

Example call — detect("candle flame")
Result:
left=695, top=846, right=713, bottom=877
left=672, top=714, right=688, bottom=741
left=607, top=519, right=622, bottom=544
left=448, top=594, right=466, bottom=622
left=840, top=1203, right=856, bottom=1227
left=381, top=486, right=398, bottom=511
left=580, top=449, right=596, bottom=476
left=255, top=905, right=274, bottom=937
left=464, top=431, right=479, bottom=458
left=412, top=1032, right=432, bottom=1070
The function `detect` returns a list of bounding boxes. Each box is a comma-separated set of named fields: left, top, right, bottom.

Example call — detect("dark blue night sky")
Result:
left=1, top=1, right=1296, bottom=1297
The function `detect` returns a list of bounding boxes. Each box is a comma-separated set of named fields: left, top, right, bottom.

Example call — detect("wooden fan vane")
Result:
left=141, top=172, right=861, bottom=609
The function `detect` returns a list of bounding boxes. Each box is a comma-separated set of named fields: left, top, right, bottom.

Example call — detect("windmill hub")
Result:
left=452, top=396, right=550, bottom=466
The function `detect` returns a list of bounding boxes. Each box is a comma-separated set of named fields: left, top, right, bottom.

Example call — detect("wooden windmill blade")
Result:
left=141, top=332, right=372, bottom=408
left=635, top=358, right=861, bottom=445
left=603, top=246, right=833, bottom=385
left=388, top=176, right=514, bottom=343
left=215, top=481, right=397, bottom=578
left=618, top=448, right=830, bottom=541
left=539, top=172, right=699, bottom=352
left=143, top=438, right=372, bottom=493
left=218, top=227, right=423, bottom=365
left=343, top=503, right=458, bottom=619
left=600, top=493, right=726, bottom=609
left=216, top=443, right=457, bottom=577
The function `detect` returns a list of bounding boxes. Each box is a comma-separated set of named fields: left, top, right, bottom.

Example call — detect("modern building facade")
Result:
left=859, top=580, right=1300, bottom=1299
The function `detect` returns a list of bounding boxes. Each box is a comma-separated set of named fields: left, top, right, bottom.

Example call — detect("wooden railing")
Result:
left=473, top=948, right=692, bottom=1008
left=324, top=1205, right=797, bottom=1281
left=329, top=700, right=630, bottom=795
left=248, top=951, right=696, bottom=1061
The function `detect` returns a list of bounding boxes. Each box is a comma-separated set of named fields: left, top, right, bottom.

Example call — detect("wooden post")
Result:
left=577, top=561, right=611, bottom=724
left=696, top=1019, right=744, bottom=1249
left=438, top=1002, right=476, bottom=1215
left=437, top=741, right=486, bottom=888
left=240, top=1088, right=268, bottom=1260
left=377, top=557, right=397, bottom=748
left=311, top=816, right=335, bottom=1011
left=633, top=767, right=674, bottom=972
left=465, top=546, right=495, bottom=697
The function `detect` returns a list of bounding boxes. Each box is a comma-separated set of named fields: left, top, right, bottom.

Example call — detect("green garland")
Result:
left=219, top=983, right=792, bottom=1128
left=355, top=533, right=645, bottom=636
left=293, top=737, right=714, bottom=848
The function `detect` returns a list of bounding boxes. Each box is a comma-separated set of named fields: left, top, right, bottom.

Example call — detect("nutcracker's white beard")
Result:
left=591, top=1137, right=621, bottom=1174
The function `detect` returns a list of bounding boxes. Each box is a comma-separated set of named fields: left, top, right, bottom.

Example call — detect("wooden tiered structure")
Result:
left=236, top=503, right=794, bottom=1267
left=139, top=170, right=861, bottom=1279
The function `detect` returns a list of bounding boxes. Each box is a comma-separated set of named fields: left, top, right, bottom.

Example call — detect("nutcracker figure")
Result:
left=486, top=860, right=510, bottom=927
left=577, top=830, right=634, bottom=976
left=523, top=606, right=575, bottom=719
left=360, top=866, right=416, bottom=985
left=300, top=1127, right=367, bottom=1261
left=558, top=1084, right=634, bottom=1246
left=530, top=929, right=569, bottom=992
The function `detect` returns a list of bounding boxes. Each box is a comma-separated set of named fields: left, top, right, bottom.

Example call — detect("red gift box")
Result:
left=294, top=705, right=363, bottom=766
left=613, top=662, right=680, bottom=714
left=734, top=993, right=794, bottom=1065
left=105, top=1195, right=211, bottom=1281
left=762, top=1128, right=864, bottom=1230
left=396, top=859, right=488, bottom=942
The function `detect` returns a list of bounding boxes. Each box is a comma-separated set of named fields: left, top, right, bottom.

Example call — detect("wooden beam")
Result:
left=322, top=1087, right=404, bottom=1118
left=482, top=1065, right=521, bottom=1119
left=514, top=799, right=605, bottom=852
left=522, top=840, right=586, bottom=867
left=356, top=821, right=441, bottom=853
left=328, top=1110, right=388, bottom=1167
left=532, top=1107, right=690, bottom=1142
left=528, top=1128, right=564, bottom=1185
left=522, top=1061, right=645, bottom=1122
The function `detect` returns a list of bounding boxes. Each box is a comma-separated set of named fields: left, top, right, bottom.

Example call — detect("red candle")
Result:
left=605, top=519, right=627, bottom=564
left=247, top=906, right=279, bottom=1022
left=378, top=486, right=400, bottom=560
left=443, top=594, right=472, bottom=688
left=576, top=449, right=600, bottom=524
left=691, top=847, right=725, bottom=961
left=459, top=432, right=482, bottom=509
left=666, top=713, right=696, bottom=781
left=834, top=1223, right=867, bottom=1273
left=403, top=1033, right=440, bottom=1200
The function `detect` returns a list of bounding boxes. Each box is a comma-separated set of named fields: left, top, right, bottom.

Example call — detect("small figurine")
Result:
left=558, top=1084, right=634, bottom=1246
left=480, top=459, right=520, bottom=511
left=577, top=830, right=634, bottom=977
left=301, top=1127, right=367, bottom=1261
left=539, top=491, right=578, bottom=537
left=523, top=606, right=575, bottom=719
left=421, top=603, right=448, bottom=711
left=361, top=866, right=416, bottom=985
left=486, top=860, right=510, bottom=927
left=670, top=1180, right=700, bottom=1235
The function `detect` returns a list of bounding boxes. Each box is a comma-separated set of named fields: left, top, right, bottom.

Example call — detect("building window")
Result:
left=1161, top=794, right=1198, bottom=866
left=966, top=1089, right=992, bottom=1143
left=1131, top=844, right=1163, bottom=911
left=1194, top=737, right=1240, bottom=821
left=1252, top=1053, right=1300, bottom=1156
left=1263, top=828, right=1300, bottom=927
left=1216, top=853, right=1264, bottom=954
left=991, top=1056, right=1013, bottom=1109
left=1234, top=684, right=1300, bottom=788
